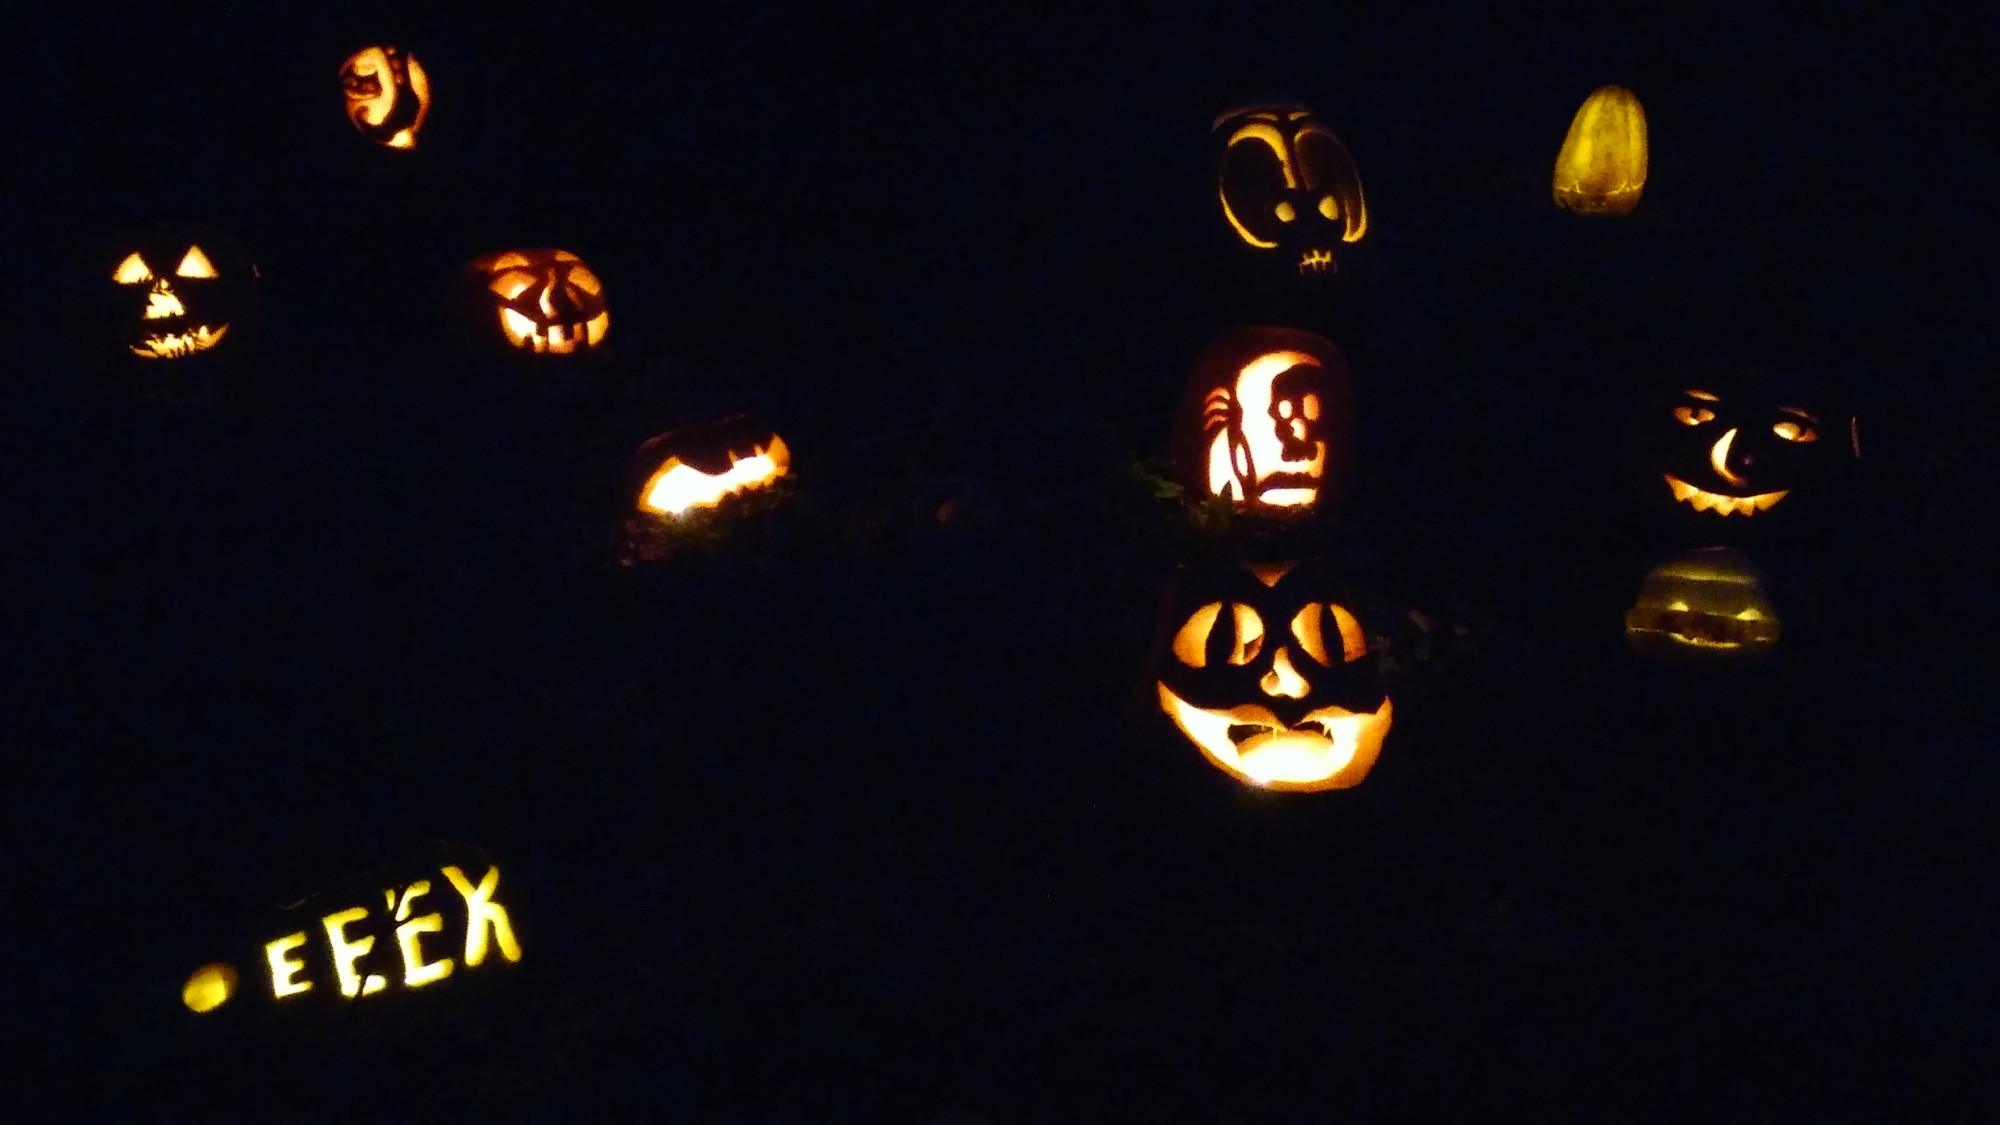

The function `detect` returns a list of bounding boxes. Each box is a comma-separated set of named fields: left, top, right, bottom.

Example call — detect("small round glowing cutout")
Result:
left=182, top=963, right=239, bottom=1013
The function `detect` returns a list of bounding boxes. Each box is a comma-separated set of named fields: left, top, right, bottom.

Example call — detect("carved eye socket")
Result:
left=1289, top=603, right=1369, bottom=666
left=1772, top=419, right=1817, bottom=443
left=1318, top=194, right=1338, bottom=220
left=1172, top=602, right=1265, bottom=668
left=1674, top=405, right=1715, bottom=426
left=1274, top=201, right=1296, bottom=223
left=176, top=246, right=218, bottom=279
left=112, top=253, right=153, bottom=285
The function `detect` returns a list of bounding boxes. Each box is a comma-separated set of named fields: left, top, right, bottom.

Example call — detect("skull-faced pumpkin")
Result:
left=340, top=45, right=431, bottom=150
left=1624, top=547, right=1780, bottom=661
left=1155, top=560, right=1392, bottom=791
left=1214, top=101, right=1367, bottom=276
left=1169, top=326, right=1356, bottom=516
left=630, top=415, right=792, bottom=518
left=1626, top=366, right=1857, bottom=531
left=460, top=248, right=610, bottom=356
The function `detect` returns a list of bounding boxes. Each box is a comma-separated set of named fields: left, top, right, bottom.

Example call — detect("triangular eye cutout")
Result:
left=112, top=253, right=153, bottom=285
left=176, top=246, right=218, bottom=279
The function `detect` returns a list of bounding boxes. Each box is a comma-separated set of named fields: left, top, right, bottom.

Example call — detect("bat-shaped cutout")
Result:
left=631, top=416, right=793, bottom=517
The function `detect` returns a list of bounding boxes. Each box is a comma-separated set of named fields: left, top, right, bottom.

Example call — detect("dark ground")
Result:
left=4, top=3, right=1998, bottom=1121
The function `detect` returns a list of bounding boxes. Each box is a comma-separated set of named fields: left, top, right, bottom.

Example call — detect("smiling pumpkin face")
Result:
left=103, top=233, right=258, bottom=361
left=1623, top=547, right=1781, bottom=661
left=1155, top=560, right=1391, bottom=792
left=1627, top=368, right=1858, bottom=532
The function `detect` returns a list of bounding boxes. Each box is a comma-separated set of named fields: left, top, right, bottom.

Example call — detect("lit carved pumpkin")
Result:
left=460, top=248, right=610, bottom=356
left=1169, top=326, right=1356, bottom=516
left=1626, top=367, right=1858, bottom=531
left=1624, top=547, right=1780, bottom=661
left=181, top=843, right=523, bottom=1016
left=340, top=45, right=431, bottom=150
left=93, top=230, right=260, bottom=363
left=632, top=415, right=792, bottom=518
left=1155, top=560, right=1392, bottom=792
left=1214, top=100, right=1367, bottom=276
left=1553, top=85, right=1648, bottom=215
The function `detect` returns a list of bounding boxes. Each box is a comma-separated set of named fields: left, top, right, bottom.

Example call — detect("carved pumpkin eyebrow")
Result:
left=1684, top=389, right=1720, bottom=402
left=1778, top=406, right=1819, bottom=423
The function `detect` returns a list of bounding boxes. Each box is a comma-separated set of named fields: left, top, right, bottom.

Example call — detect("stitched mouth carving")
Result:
left=1663, top=474, right=1787, bottom=517
left=1297, top=249, right=1334, bottom=274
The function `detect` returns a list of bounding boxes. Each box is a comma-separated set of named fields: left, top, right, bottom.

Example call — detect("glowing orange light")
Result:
left=640, top=436, right=792, bottom=517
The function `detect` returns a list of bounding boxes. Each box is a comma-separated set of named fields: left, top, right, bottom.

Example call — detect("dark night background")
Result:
left=4, top=1, right=1997, bottom=1120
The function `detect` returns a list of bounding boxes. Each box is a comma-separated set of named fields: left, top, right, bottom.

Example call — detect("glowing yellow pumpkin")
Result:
left=1553, top=85, right=1648, bottom=215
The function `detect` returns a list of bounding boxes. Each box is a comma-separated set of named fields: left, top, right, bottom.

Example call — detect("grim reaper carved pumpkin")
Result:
left=459, top=248, right=610, bottom=356
left=1154, top=560, right=1392, bottom=791
left=1169, top=326, right=1356, bottom=516
left=1214, top=100, right=1367, bottom=276
left=1623, top=547, right=1781, bottom=661
left=340, top=45, right=431, bottom=150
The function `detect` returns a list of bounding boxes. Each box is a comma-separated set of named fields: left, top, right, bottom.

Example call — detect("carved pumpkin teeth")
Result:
left=1663, top=474, right=1787, bottom=517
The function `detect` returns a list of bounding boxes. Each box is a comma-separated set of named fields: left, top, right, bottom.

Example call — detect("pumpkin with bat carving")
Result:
left=1154, top=559, right=1392, bottom=791
left=1169, top=326, right=1356, bottom=517
left=72, top=228, right=261, bottom=369
left=455, top=248, right=611, bottom=357
left=1623, top=363, right=1858, bottom=537
left=1213, top=100, right=1367, bottom=277
left=631, top=415, right=792, bottom=518
left=340, top=45, right=431, bottom=150
left=1623, top=547, right=1781, bottom=662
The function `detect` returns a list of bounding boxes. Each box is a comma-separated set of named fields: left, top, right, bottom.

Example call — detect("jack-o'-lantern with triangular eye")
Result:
left=1624, top=547, right=1780, bottom=662
left=76, top=228, right=262, bottom=368
left=1155, top=560, right=1392, bottom=792
left=1213, top=100, right=1367, bottom=277
left=1625, top=364, right=1858, bottom=538
left=1169, top=326, right=1356, bottom=517
left=340, top=45, right=431, bottom=150
left=630, top=415, right=792, bottom=519
left=457, top=248, right=610, bottom=357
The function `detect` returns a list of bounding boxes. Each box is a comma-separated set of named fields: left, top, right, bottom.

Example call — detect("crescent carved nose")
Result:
left=1710, top=427, right=1747, bottom=486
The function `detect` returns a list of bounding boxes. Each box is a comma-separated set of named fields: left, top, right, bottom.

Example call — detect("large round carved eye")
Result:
left=1772, top=419, right=1817, bottom=443
left=1674, top=405, right=1715, bottom=426
left=1288, top=603, right=1368, bottom=665
left=1171, top=602, right=1265, bottom=667
left=1317, top=194, right=1339, bottom=220
left=1274, top=201, right=1297, bottom=222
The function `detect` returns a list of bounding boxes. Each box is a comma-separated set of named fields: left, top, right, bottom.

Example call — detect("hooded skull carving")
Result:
left=1169, top=326, right=1356, bottom=515
left=1154, top=560, right=1392, bottom=791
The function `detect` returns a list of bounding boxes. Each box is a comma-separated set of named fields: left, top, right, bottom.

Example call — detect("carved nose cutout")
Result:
left=1710, top=427, right=1747, bottom=486
left=1259, top=646, right=1310, bottom=699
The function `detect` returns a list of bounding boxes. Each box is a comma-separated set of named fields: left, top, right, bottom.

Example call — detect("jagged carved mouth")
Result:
left=1297, top=249, right=1335, bottom=274
left=1624, top=606, right=1779, bottom=650
left=1664, top=474, right=1787, bottom=517
left=1158, top=684, right=1392, bottom=790
left=131, top=324, right=227, bottom=359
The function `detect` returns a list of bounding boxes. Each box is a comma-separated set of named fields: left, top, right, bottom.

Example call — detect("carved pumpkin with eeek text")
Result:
left=1155, top=559, right=1392, bottom=791
left=340, top=45, right=431, bottom=150
left=1214, top=100, right=1367, bottom=276
left=457, top=248, right=610, bottom=356
left=1624, top=364, right=1858, bottom=536
left=1169, top=326, right=1356, bottom=517
left=1553, top=85, right=1648, bottom=215
left=630, top=415, right=793, bottom=519
left=181, top=842, right=524, bottom=1017
left=1624, top=547, right=1780, bottom=661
